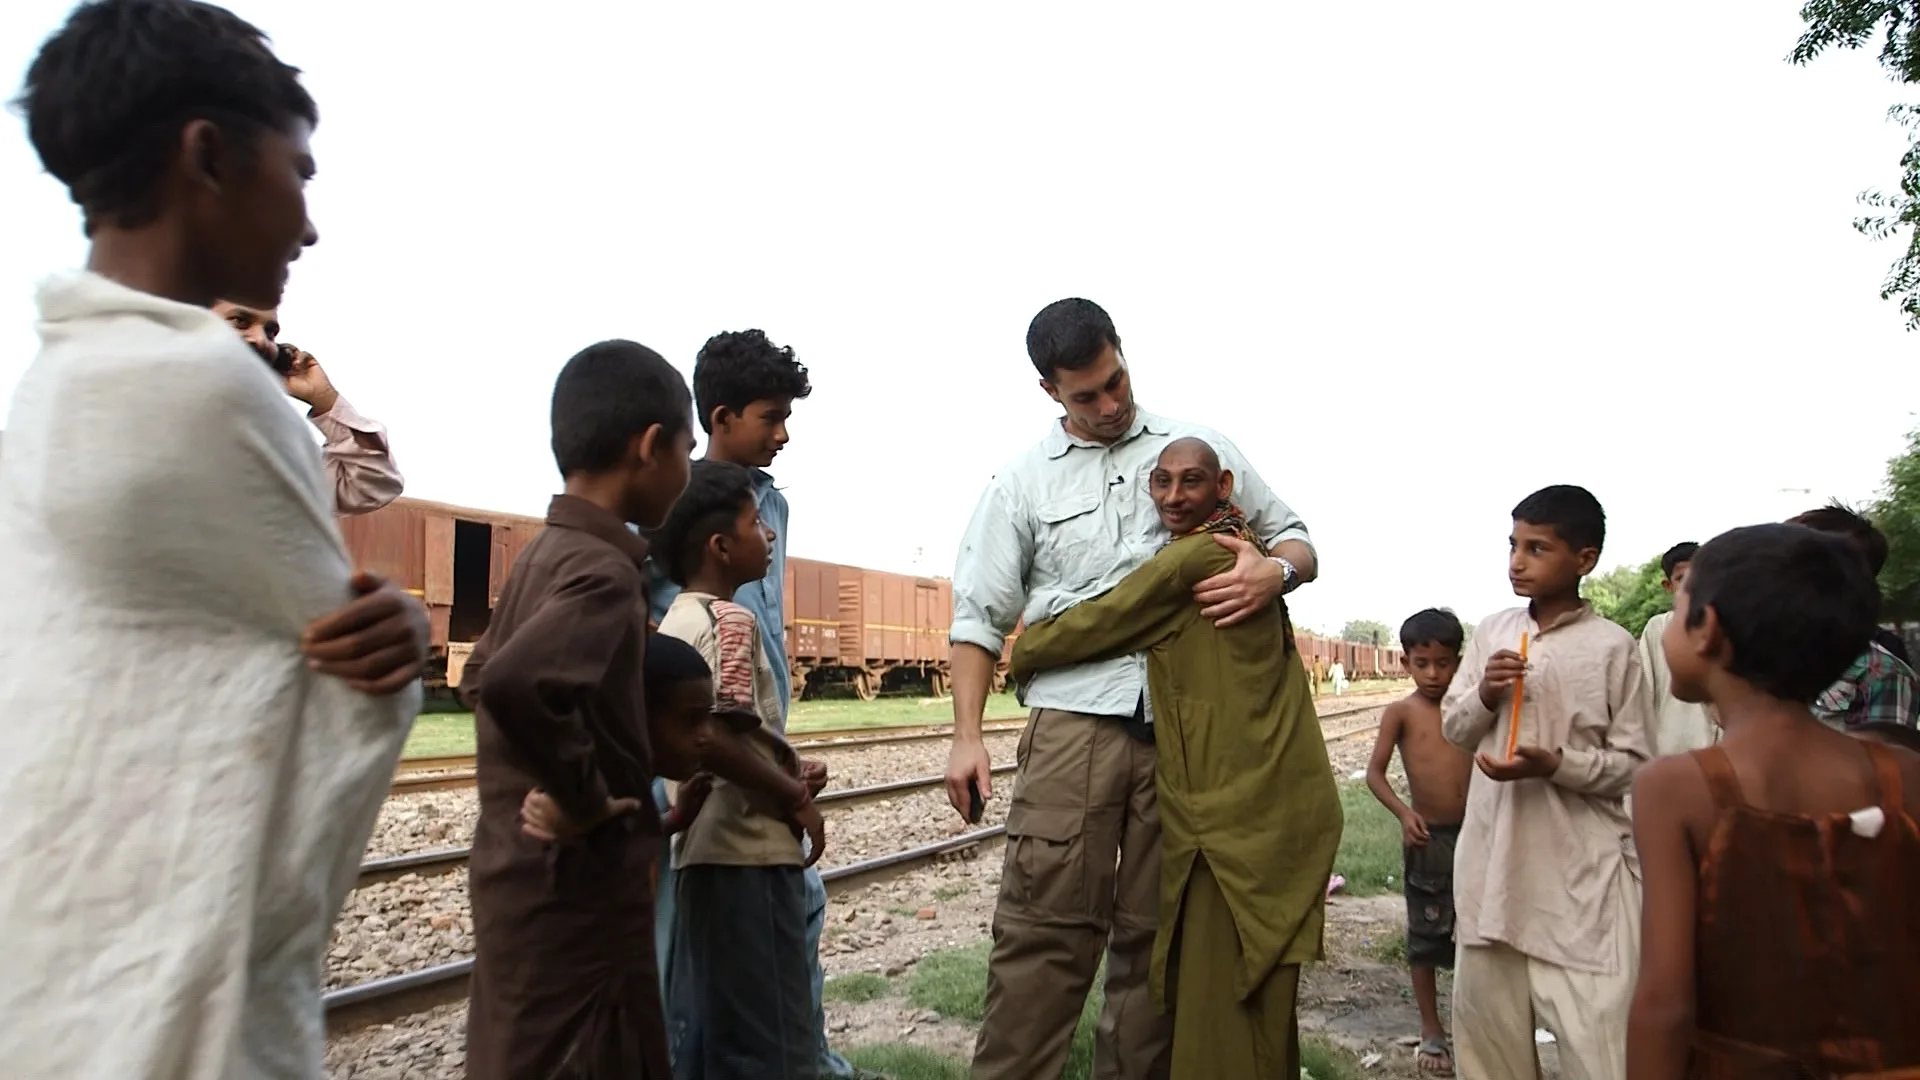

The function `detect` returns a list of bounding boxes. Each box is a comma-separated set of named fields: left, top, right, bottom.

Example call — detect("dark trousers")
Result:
left=668, top=863, right=819, bottom=1080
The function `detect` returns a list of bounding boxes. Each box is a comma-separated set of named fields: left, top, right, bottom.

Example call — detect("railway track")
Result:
left=338, top=698, right=1398, bottom=1035
left=327, top=823, right=1008, bottom=1035
left=360, top=764, right=1021, bottom=888
left=385, top=692, right=1401, bottom=797
left=385, top=720, right=1033, bottom=798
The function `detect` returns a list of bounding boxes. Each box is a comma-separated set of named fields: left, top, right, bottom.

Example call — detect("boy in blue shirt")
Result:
left=646, top=330, right=877, bottom=1078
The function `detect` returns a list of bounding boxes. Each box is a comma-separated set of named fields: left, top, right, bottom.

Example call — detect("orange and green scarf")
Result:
left=1179, top=500, right=1268, bottom=556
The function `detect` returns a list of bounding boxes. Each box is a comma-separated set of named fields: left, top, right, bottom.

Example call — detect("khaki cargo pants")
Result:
left=971, top=709, right=1172, bottom=1080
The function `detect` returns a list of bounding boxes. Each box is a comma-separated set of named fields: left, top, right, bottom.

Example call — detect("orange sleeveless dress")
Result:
left=1686, top=743, right=1920, bottom=1079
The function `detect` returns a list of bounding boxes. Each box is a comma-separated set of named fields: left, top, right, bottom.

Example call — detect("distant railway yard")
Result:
left=325, top=682, right=1428, bottom=1080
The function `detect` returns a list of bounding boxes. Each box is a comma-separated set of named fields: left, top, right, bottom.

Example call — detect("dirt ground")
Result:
left=821, top=860, right=1572, bottom=1078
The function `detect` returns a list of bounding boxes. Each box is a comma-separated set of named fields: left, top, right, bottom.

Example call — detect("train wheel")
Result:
left=853, top=670, right=879, bottom=701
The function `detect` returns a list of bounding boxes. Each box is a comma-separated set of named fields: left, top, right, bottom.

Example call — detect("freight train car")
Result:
left=784, top=557, right=1017, bottom=699
left=333, top=496, right=1394, bottom=697
left=335, top=496, right=545, bottom=688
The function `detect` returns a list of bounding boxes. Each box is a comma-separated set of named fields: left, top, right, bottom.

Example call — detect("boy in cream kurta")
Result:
left=1637, top=543, right=1718, bottom=757
left=1442, top=486, right=1653, bottom=1080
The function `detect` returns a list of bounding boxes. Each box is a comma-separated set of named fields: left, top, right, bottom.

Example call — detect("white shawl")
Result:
left=0, top=272, right=417, bottom=1079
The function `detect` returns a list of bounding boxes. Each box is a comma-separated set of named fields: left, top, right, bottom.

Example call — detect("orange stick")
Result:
left=1505, top=632, right=1530, bottom=759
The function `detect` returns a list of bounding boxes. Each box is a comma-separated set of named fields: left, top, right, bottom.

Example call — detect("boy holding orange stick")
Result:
left=1441, top=484, right=1655, bottom=1080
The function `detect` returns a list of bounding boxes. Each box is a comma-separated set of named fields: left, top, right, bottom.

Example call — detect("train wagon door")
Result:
left=422, top=515, right=455, bottom=649
left=448, top=519, right=494, bottom=643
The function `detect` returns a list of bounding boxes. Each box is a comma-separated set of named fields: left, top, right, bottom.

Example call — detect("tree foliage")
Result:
left=1793, top=1, right=1920, bottom=329
left=1583, top=556, right=1671, bottom=637
left=1872, top=425, right=1920, bottom=620
left=1341, top=619, right=1392, bottom=646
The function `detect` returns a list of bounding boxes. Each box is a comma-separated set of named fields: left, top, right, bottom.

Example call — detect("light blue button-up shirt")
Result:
left=949, top=409, right=1313, bottom=720
left=642, top=467, right=792, bottom=723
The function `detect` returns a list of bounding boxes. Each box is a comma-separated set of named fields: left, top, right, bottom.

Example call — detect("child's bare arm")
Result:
left=1364, top=707, right=1406, bottom=813
left=1366, top=706, right=1428, bottom=846
left=1625, top=757, right=1700, bottom=1080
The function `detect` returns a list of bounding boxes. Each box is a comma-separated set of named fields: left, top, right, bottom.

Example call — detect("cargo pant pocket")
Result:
left=1004, top=803, right=1090, bottom=923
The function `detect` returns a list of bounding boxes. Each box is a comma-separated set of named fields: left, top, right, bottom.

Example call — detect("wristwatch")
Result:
left=1274, top=555, right=1299, bottom=594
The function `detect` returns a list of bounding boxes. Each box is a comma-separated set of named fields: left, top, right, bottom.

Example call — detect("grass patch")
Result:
left=842, top=1044, right=969, bottom=1080
left=932, top=882, right=970, bottom=902
left=823, top=972, right=891, bottom=1004
left=1333, top=781, right=1403, bottom=897
left=788, top=692, right=1022, bottom=732
left=1361, top=928, right=1408, bottom=966
left=906, top=941, right=992, bottom=1021
left=902, top=941, right=1100, bottom=1078
left=1302, top=1034, right=1371, bottom=1080
left=403, top=712, right=476, bottom=758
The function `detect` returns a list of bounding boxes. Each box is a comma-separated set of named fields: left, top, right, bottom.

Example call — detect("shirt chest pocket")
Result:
left=1032, top=492, right=1107, bottom=591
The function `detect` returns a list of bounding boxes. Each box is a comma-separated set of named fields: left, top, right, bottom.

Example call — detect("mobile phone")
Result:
left=966, top=778, right=984, bottom=825
left=271, top=342, right=297, bottom=375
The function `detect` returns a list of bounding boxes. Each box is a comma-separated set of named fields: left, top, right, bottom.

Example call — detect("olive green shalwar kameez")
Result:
left=1010, top=535, right=1343, bottom=1080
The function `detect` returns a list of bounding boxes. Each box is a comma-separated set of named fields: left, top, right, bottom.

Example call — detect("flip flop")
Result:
left=1417, top=1038, right=1454, bottom=1078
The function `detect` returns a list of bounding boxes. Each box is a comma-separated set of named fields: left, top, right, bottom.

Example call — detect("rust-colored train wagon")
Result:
left=334, top=495, right=1403, bottom=698
left=784, top=557, right=1016, bottom=699
left=335, top=497, right=544, bottom=688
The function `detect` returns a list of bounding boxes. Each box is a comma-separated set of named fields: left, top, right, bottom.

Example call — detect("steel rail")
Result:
left=326, top=823, right=1008, bottom=1036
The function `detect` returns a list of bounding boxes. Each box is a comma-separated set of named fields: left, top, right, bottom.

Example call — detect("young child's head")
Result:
left=21, top=0, right=320, bottom=309
left=1398, top=608, right=1464, bottom=701
left=550, top=339, right=694, bottom=529
left=644, top=634, right=719, bottom=781
left=1149, top=437, right=1233, bottom=534
left=1787, top=502, right=1888, bottom=578
left=653, top=459, right=774, bottom=590
left=1508, top=485, right=1605, bottom=603
left=1660, top=541, right=1699, bottom=594
left=693, top=330, right=812, bottom=469
left=1662, top=523, right=1878, bottom=708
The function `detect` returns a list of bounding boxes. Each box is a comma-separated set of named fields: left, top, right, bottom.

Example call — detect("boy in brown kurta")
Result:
left=1009, top=438, right=1342, bottom=1079
left=461, top=340, right=696, bottom=1080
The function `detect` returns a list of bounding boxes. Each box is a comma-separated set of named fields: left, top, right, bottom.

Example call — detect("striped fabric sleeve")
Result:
left=710, top=600, right=760, bottom=715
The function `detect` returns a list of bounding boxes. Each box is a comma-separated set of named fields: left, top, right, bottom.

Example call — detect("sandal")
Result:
left=1417, top=1038, right=1454, bottom=1078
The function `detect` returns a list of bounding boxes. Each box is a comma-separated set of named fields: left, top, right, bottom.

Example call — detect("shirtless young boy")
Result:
left=1366, top=608, right=1472, bottom=1078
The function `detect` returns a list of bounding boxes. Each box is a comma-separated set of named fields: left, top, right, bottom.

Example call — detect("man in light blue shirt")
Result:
left=644, top=330, right=881, bottom=1080
left=946, top=298, right=1318, bottom=1080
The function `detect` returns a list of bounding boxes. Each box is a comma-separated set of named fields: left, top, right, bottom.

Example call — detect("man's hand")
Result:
left=1476, top=745, right=1562, bottom=782
left=1193, top=534, right=1286, bottom=627
left=799, top=759, right=828, bottom=797
left=281, top=344, right=340, bottom=415
left=520, top=788, right=643, bottom=844
left=301, top=570, right=430, bottom=695
left=1400, top=809, right=1431, bottom=847
left=1476, top=649, right=1529, bottom=710
left=787, top=799, right=826, bottom=868
left=944, top=736, right=993, bottom=821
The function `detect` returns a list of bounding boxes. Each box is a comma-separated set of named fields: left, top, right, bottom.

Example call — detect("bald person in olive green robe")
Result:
left=1009, top=437, right=1343, bottom=1080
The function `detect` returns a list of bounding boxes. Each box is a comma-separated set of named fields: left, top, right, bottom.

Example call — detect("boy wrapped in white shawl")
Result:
left=0, top=271, right=418, bottom=1078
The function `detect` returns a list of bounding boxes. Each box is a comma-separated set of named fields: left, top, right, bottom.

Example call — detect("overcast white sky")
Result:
left=4, top=1, right=1919, bottom=635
